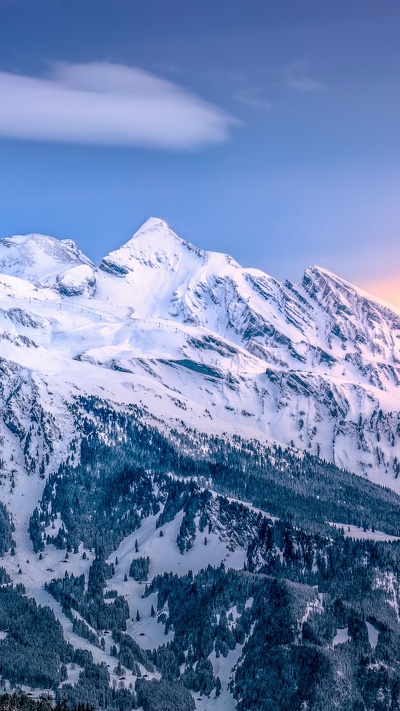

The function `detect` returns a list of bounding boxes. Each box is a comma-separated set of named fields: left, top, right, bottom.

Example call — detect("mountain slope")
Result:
left=0, top=217, right=400, bottom=489
left=1, top=218, right=400, bottom=709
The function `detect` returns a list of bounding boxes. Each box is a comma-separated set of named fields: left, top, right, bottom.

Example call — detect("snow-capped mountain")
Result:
left=0, top=216, right=399, bottom=492
left=0, top=232, right=94, bottom=286
left=2, top=217, right=400, bottom=710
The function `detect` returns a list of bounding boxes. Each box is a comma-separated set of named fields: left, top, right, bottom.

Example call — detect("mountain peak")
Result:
left=127, top=216, right=192, bottom=249
left=0, top=232, right=93, bottom=283
left=303, top=264, right=343, bottom=283
left=302, top=264, right=381, bottom=305
left=133, top=216, right=172, bottom=236
left=99, top=217, right=206, bottom=277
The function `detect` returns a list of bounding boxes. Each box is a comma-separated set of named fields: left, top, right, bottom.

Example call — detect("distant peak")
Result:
left=302, top=265, right=351, bottom=290
left=0, top=231, right=93, bottom=284
left=137, top=216, right=170, bottom=231
left=130, top=217, right=179, bottom=242
left=303, top=265, right=338, bottom=280
left=301, top=264, right=399, bottom=315
left=100, top=217, right=207, bottom=277
left=116, top=217, right=187, bottom=250
left=1, top=232, right=88, bottom=260
left=1, top=232, right=59, bottom=246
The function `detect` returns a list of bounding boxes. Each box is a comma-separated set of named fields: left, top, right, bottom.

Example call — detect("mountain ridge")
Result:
left=0, top=217, right=400, bottom=491
left=3, top=218, right=397, bottom=314
left=2, top=219, right=400, bottom=709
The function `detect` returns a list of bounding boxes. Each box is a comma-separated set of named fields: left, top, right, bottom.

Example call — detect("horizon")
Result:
left=0, top=1, right=399, bottom=306
left=3, top=214, right=400, bottom=309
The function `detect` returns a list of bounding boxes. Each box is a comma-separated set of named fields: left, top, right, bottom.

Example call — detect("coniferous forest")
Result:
left=0, top=397, right=398, bottom=709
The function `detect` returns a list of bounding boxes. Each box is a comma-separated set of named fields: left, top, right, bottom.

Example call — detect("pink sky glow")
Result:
left=363, top=277, right=400, bottom=309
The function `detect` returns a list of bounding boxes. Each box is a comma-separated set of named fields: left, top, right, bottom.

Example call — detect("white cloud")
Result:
left=283, top=60, right=325, bottom=93
left=0, top=62, right=236, bottom=149
left=233, top=85, right=271, bottom=110
left=230, top=60, right=324, bottom=110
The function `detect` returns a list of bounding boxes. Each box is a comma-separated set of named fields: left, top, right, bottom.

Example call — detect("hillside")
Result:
left=1, top=219, right=400, bottom=709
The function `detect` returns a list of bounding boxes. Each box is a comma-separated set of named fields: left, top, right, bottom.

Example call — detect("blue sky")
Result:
left=0, top=1, right=399, bottom=303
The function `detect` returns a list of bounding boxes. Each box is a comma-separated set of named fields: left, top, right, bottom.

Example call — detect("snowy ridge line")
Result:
left=1, top=217, right=400, bottom=490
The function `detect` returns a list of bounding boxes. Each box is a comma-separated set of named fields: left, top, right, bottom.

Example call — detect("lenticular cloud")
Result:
left=0, top=62, right=234, bottom=149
